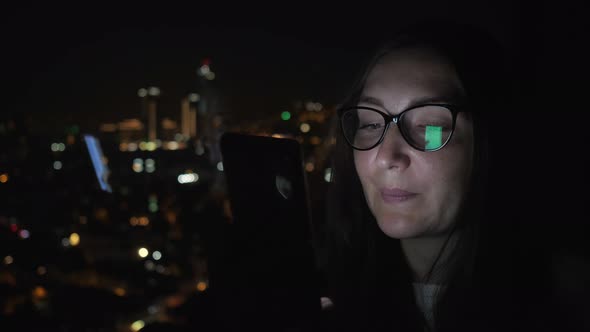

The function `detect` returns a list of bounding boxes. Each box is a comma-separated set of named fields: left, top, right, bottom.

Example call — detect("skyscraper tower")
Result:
left=180, top=93, right=200, bottom=140
left=138, top=86, right=161, bottom=142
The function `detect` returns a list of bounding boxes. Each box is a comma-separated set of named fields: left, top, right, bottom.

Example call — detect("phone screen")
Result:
left=83, top=134, right=112, bottom=193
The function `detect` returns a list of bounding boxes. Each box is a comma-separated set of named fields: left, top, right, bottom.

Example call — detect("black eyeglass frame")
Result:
left=338, top=103, right=464, bottom=152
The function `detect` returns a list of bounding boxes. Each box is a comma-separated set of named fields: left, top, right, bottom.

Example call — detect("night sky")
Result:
left=3, top=1, right=527, bottom=134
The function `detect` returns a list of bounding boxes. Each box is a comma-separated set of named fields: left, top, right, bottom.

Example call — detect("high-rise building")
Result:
left=147, top=98, right=157, bottom=141
left=138, top=87, right=160, bottom=142
left=181, top=97, right=190, bottom=139
left=180, top=93, right=199, bottom=139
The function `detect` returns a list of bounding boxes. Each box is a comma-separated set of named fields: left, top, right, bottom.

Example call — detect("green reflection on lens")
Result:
left=425, top=125, right=442, bottom=150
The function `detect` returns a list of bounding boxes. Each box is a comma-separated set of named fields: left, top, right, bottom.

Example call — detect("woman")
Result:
left=317, top=21, right=557, bottom=332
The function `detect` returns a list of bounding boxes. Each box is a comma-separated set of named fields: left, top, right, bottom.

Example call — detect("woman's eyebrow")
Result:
left=359, top=94, right=463, bottom=110
left=358, top=95, right=385, bottom=107
left=404, top=95, right=462, bottom=108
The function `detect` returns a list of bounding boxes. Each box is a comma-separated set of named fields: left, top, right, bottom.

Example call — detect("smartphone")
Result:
left=83, top=134, right=112, bottom=193
left=216, top=132, right=321, bottom=331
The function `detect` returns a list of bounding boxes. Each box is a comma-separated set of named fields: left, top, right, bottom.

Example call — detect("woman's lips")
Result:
left=380, top=188, right=418, bottom=203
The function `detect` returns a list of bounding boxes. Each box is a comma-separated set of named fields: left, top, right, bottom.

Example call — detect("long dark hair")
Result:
left=318, top=20, right=520, bottom=332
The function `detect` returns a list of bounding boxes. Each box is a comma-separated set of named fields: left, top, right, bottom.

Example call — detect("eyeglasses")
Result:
left=339, top=103, right=463, bottom=151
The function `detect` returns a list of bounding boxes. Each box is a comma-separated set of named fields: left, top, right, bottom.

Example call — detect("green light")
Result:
left=65, top=125, right=79, bottom=135
left=425, top=125, right=443, bottom=150
left=148, top=202, right=159, bottom=213
left=281, top=111, right=291, bottom=121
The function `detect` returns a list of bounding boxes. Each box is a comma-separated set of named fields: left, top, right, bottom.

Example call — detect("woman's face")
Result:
left=354, top=47, right=474, bottom=239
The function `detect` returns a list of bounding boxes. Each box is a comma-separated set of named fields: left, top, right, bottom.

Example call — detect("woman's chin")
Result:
left=375, top=217, right=424, bottom=239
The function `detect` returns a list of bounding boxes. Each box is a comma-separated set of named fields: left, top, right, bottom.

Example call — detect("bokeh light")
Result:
left=138, top=247, right=149, bottom=258
left=69, top=233, right=80, bottom=246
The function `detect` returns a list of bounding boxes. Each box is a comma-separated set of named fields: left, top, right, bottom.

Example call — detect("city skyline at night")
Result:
left=4, top=2, right=523, bottom=136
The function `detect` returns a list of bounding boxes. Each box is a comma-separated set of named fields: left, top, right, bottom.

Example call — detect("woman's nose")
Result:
left=374, top=124, right=411, bottom=170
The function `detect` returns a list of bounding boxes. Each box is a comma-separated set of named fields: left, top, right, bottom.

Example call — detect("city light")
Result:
left=51, top=143, right=65, bottom=152
left=4, top=255, right=13, bottom=265
left=147, top=86, right=160, bottom=97
left=216, top=161, right=223, bottom=171
left=146, top=142, right=157, bottom=151
left=61, top=238, right=70, bottom=247
left=138, top=247, right=149, bottom=258
left=144, top=260, right=155, bottom=271
left=69, top=233, right=80, bottom=246
left=0, top=173, right=8, bottom=183
left=130, top=217, right=150, bottom=226
left=324, top=168, right=333, bottom=182
left=148, top=305, right=159, bottom=315
left=196, top=281, right=208, bottom=292
left=137, top=88, right=148, bottom=98
left=53, top=161, right=63, bottom=170
left=152, top=251, right=162, bottom=261
left=128, top=142, right=138, bottom=152
left=281, top=111, right=291, bottom=121
left=188, top=93, right=200, bottom=102
left=167, top=141, right=179, bottom=150
left=305, top=162, right=315, bottom=172
left=131, top=320, right=145, bottom=332
left=148, top=195, right=158, bottom=213
left=32, top=286, right=48, bottom=300
left=36, top=266, right=47, bottom=275
left=305, top=101, right=323, bottom=112
left=18, top=229, right=30, bottom=239
left=114, top=287, right=126, bottom=297
left=199, top=64, right=211, bottom=76
left=300, top=123, right=311, bottom=133
left=132, top=159, right=143, bottom=173
left=177, top=173, right=199, bottom=184
left=145, top=158, right=155, bottom=173
left=148, top=204, right=158, bottom=213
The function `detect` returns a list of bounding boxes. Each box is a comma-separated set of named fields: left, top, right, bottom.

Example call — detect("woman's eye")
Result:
left=359, top=123, right=382, bottom=130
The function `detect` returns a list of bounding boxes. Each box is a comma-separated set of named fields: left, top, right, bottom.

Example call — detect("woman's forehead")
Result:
left=370, top=47, right=461, bottom=86
left=362, top=49, right=465, bottom=109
